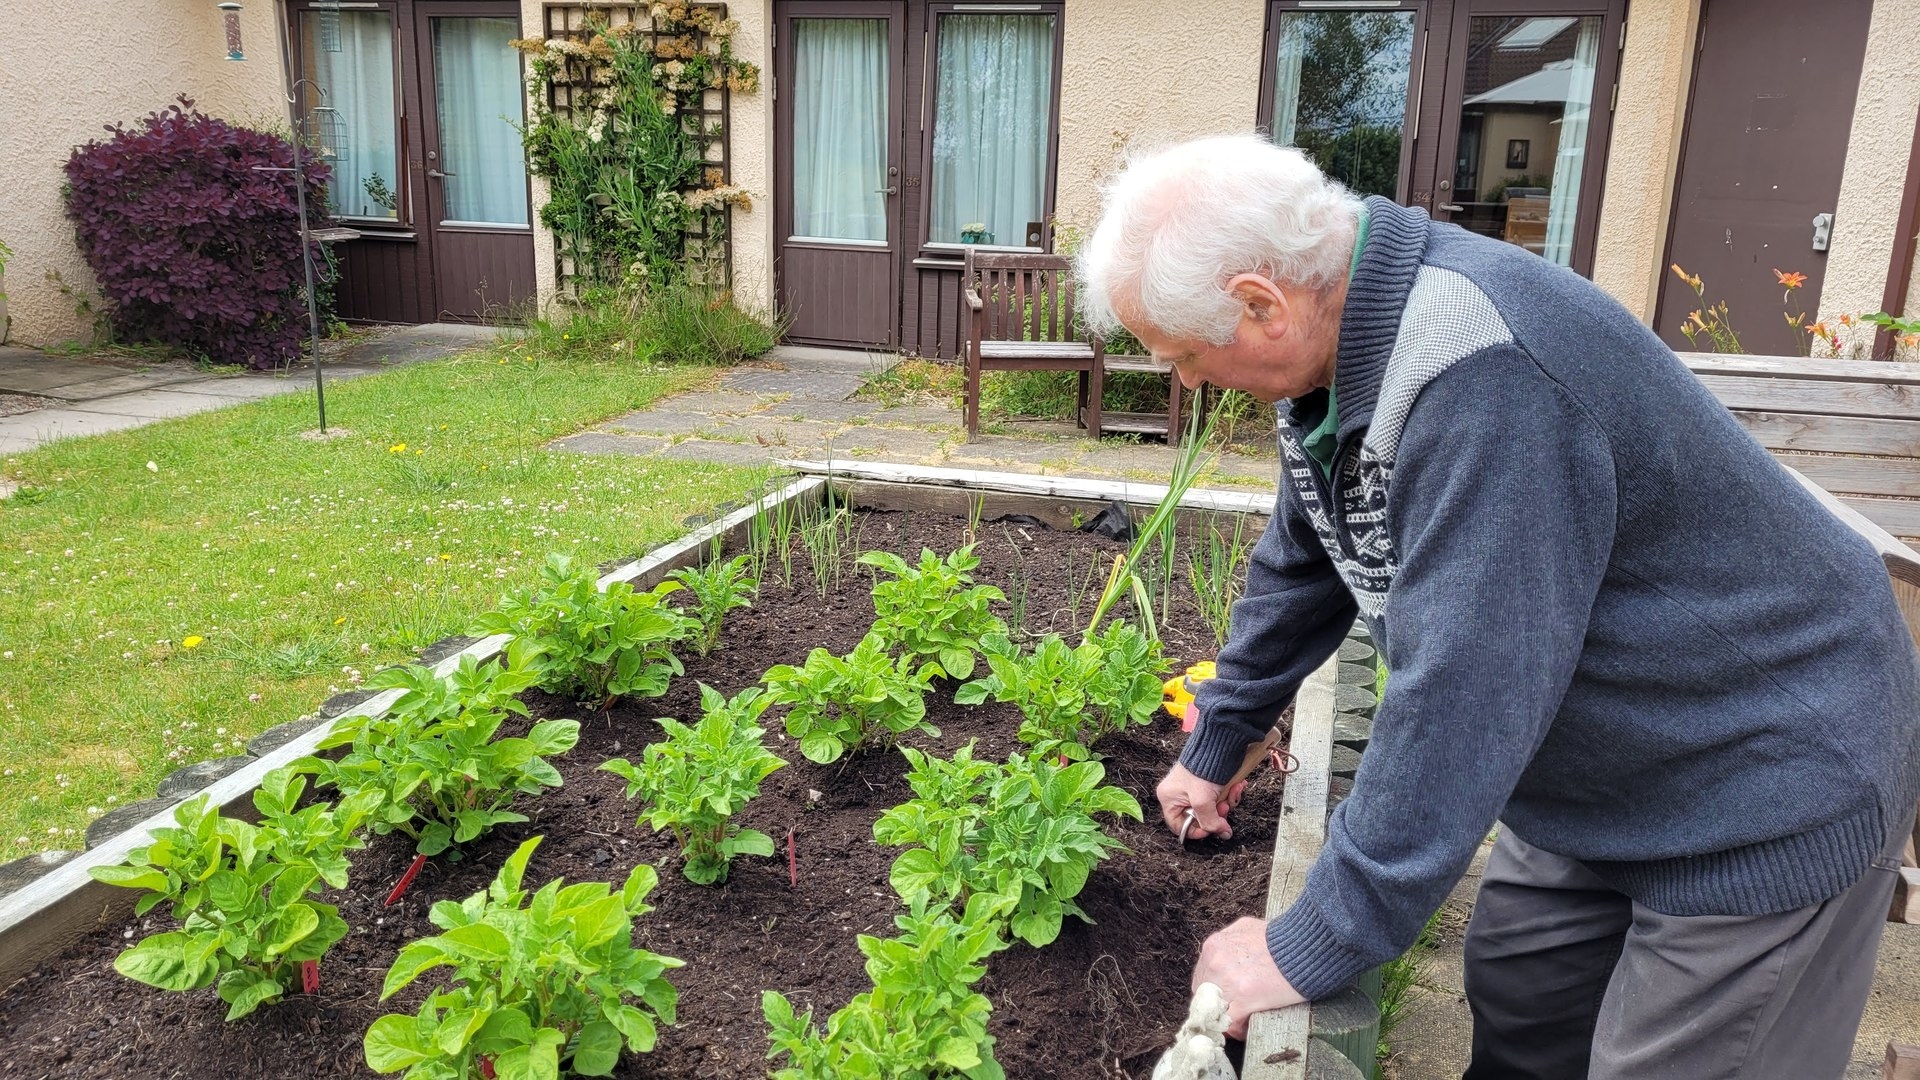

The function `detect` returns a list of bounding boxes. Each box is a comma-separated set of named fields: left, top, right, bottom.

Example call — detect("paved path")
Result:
left=549, top=345, right=1280, bottom=489
left=0, top=323, right=496, bottom=457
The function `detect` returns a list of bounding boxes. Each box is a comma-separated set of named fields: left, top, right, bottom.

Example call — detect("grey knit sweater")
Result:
left=1180, top=197, right=1920, bottom=1001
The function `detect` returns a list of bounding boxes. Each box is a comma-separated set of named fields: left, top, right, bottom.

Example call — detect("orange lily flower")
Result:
left=1774, top=269, right=1808, bottom=290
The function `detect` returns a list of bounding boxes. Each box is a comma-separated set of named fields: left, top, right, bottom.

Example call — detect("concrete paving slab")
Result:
left=869, top=405, right=961, bottom=427
left=657, top=439, right=779, bottom=467
left=654, top=391, right=773, bottom=415
left=0, top=409, right=155, bottom=442
left=34, top=370, right=203, bottom=400
left=67, top=389, right=247, bottom=419
left=764, top=399, right=882, bottom=422
left=814, top=427, right=950, bottom=462
left=604, top=411, right=719, bottom=436
left=0, top=366, right=129, bottom=394
left=0, top=435, right=39, bottom=457
left=763, top=345, right=895, bottom=375
left=720, top=369, right=868, bottom=399
left=697, top=418, right=841, bottom=448
left=547, top=432, right=667, bottom=456
left=169, top=376, right=304, bottom=399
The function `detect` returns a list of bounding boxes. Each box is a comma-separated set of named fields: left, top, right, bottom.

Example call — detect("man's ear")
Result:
left=1227, top=273, right=1289, bottom=336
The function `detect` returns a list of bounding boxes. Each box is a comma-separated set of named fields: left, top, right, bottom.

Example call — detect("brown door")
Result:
left=774, top=2, right=906, bottom=348
left=417, top=1, right=536, bottom=321
left=1426, top=0, right=1626, bottom=275
left=1655, top=0, right=1873, bottom=354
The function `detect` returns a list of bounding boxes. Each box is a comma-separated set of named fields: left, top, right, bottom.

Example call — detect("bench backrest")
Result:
left=1683, top=353, right=1920, bottom=542
left=961, top=249, right=1090, bottom=345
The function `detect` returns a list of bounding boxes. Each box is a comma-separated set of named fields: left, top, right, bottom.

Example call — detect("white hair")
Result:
left=1077, top=134, right=1364, bottom=345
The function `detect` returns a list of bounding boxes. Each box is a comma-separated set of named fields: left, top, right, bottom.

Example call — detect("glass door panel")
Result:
left=791, top=18, right=890, bottom=243
left=1445, top=14, right=1603, bottom=265
left=430, top=16, right=529, bottom=226
left=929, top=12, right=1057, bottom=247
left=299, top=9, right=400, bottom=221
left=1269, top=9, right=1418, bottom=199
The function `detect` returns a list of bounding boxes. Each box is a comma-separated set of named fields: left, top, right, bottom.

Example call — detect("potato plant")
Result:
left=763, top=631, right=941, bottom=763
left=667, top=551, right=757, bottom=658
left=366, top=837, right=684, bottom=1080
left=296, top=641, right=580, bottom=858
left=87, top=780, right=372, bottom=1020
left=874, top=747, right=1142, bottom=947
left=859, top=545, right=1006, bottom=680
left=955, top=622, right=1167, bottom=761
left=601, top=684, right=787, bottom=884
left=763, top=893, right=1013, bottom=1080
left=476, top=552, right=696, bottom=706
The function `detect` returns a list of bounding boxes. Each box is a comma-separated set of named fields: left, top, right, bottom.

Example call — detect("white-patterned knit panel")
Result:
left=1363, top=266, right=1514, bottom=465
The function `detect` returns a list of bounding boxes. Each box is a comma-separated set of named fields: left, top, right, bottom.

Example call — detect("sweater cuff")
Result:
left=1266, top=897, right=1369, bottom=1001
left=1177, top=713, right=1260, bottom=785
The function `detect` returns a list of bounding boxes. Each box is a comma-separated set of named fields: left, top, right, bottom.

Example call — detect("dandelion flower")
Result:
left=182, top=635, right=204, bottom=649
left=390, top=443, right=408, bottom=453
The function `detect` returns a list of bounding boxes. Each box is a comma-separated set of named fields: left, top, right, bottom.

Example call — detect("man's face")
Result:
left=1121, top=279, right=1338, bottom=404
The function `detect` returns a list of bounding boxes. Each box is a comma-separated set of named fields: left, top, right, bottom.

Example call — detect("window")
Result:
left=1268, top=8, right=1417, bottom=200
left=927, top=9, right=1059, bottom=248
left=790, top=18, right=891, bottom=243
left=299, top=8, right=400, bottom=221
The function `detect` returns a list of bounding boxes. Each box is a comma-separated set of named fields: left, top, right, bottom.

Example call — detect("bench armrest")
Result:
left=963, top=286, right=984, bottom=312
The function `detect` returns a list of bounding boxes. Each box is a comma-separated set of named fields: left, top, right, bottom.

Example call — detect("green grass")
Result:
left=1376, top=908, right=1442, bottom=1077
left=0, top=349, right=766, bottom=861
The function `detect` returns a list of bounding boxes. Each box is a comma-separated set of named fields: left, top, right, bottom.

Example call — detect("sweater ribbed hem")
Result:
left=1579, top=802, right=1887, bottom=915
left=1266, top=897, right=1371, bottom=1002
left=1177, top=712, right=1268, bottom=786
left=1329, top=197, right=1429, bottom=439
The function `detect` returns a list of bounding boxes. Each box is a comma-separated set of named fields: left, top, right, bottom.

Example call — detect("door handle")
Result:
left=875, top=186, right=898, bottom=196
left=1438, top=202, right=1464, bottom=213
left=428, top=168, right=456, bottom=179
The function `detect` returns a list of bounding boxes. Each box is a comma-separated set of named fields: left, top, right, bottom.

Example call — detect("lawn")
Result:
left=0, top=348, right=766, bottom=862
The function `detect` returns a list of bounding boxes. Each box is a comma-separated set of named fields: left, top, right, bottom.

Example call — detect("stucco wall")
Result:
left=0, top=1, right=286, bottom=348
left=1588, top=0, right=1698, bottom=322
left=1051, top=0, right=1266, bottom=241
left=1819, top=0, right=1920, bottom=322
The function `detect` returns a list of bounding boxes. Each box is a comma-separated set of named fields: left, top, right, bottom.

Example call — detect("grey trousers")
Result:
left=1460, top=827, right=1904, bottom=1080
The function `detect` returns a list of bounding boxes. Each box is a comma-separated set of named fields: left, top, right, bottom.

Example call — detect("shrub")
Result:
left=763, top=631, right=941, bottom=763
left=87, top=780, right=372, bottom=1020
left=860, top=545, right=1006, bottom=680
left=602, top=684, right=787, bottom=884
left=874, top=747, right=1141, bottom=947
left=475, top=553, right=697, bottom=707
left=295, top=641, right=580, bottom=857
left=636, top=283, right=781, bottom=365
left=63, top=96, right=330, bottom=369
left=366, top=837, right=683, bottom=1079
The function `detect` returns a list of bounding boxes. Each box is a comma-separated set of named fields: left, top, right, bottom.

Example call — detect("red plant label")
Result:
left=300, top=959, right=320, bottom=994
left=479, top=1056, right=497, bottom=1079
left=385, top=853, right=429, bottom=907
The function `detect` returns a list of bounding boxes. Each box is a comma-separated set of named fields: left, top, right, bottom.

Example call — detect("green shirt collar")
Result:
left=1301, top=205, right=1369, bottom=477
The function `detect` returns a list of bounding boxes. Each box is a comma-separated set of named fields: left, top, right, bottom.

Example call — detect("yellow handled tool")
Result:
left=1162, top=660, right=1217, bottom=720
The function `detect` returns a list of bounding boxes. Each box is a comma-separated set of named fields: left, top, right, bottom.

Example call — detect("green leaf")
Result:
left=382, top=940, right=452, bottom=999
left=527, top=719, right=580, bottom=755
left=569, top=1020, right=623, bottom=1076
left=606, top=1003, right=659, bottom=1051
left=491, top=836, right=542, bottom=903
left=953, top=680, right=992, bottom=706
left=114, top=932, right=212, bottom=991
left=567, top=895, right=629, bottom=950
left=88, top=864, right=171, bottom=893
left=888, top=848, right=947, bottom=906
left=799, top=729, right=843, bottom=764
left=727, top=829, right=776, bottom=858
left=365, top=1014, right=434, bottom=1073
left=218, top=969, right=285, bottom=1021
left=935, top=1034, right=984, bottom=1069
left=264, top=902, right=320, bottom=956
left=938, top=648, right=976, bottom=681
left=441, top=922, right=512, bottom=962
left=436, top=1006, right=490, bottom=1057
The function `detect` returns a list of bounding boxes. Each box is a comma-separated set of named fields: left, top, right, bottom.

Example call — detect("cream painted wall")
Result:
left=1475, top=110, right=1558, bottom=196
left=1051, top=0, right=1267, bottom=240
left=1589, top=0, right=1698, bottom=321
left=1818, top=0, right=1920, bottom=327
left=519, top=0, right=774, bottom=318
left=0, top=0, right=287, bottom=348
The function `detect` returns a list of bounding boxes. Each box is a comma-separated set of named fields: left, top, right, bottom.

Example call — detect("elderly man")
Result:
left=1078, top=133, right=1920, bottom=1079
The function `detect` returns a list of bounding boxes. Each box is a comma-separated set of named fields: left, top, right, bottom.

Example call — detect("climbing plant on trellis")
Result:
left=517, top=2, right=758, bottom=300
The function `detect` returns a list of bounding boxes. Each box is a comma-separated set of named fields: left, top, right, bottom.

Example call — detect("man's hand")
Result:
left=1157, top=762, right=1247, bottom=841
left=1193, top=917, right=1305, bottom=1039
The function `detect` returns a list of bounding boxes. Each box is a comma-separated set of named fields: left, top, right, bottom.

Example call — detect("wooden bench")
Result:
left=1683, top=353, right=1920, bottom=541
left=960, top=250, right=1105, bottom=439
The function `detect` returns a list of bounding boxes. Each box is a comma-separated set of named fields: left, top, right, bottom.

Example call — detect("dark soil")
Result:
left=0, top=509, right=1288, bottom=1080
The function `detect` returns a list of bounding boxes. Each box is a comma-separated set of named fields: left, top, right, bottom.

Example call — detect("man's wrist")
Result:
left=1178, top=712, right=1258, bottom=785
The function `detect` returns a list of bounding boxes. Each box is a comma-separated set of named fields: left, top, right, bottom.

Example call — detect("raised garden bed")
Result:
left=0, top=468, right=1370, bottom=1080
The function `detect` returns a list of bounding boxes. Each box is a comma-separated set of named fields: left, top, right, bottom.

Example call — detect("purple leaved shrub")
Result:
left=64, top=96, right=331, bottom=369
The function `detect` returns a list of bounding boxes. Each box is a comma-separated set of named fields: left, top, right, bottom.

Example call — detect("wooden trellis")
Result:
left=540, top=3, right=734, bottom=299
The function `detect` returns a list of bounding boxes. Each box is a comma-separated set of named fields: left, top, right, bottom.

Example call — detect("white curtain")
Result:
left=1270, top=15, right=1307, bottom=147
left=930, top=14, right=1055, bottom=246
left=432, top=17, right=529, bottom=225
left=305, top=11, right=397, bottom=220
left=792, top=19, right=889, bottom=242
left=1542, top=17, right=1602, bottom=266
